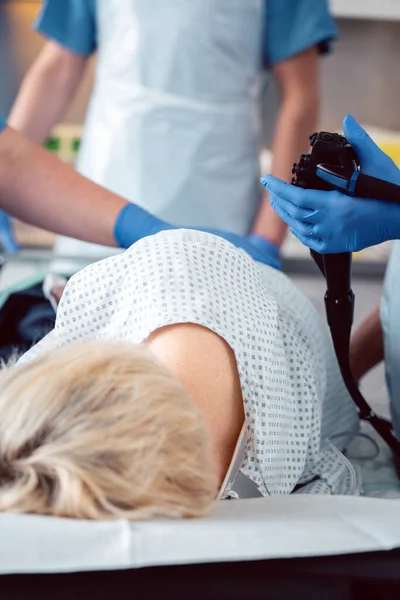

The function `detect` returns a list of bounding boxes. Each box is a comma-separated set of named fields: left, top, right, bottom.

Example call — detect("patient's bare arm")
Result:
left=148, top=323, right=245, bottom=487
left=0, top=125, right=128, bottom=246
left=350, top=303, right=384, bottom=382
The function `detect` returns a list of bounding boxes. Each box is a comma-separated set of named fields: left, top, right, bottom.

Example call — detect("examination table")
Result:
left=0, top=252, right=399, bottom=600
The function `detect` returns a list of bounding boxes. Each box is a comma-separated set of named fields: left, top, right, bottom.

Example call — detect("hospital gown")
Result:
left=18, top=230, right=360, bottom=497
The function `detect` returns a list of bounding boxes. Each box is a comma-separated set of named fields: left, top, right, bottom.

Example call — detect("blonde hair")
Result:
left=0, top=341, right=217, bottom=520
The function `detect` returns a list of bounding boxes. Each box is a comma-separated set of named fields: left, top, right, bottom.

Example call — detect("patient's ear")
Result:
left=147, top=323, right=244, bottom=486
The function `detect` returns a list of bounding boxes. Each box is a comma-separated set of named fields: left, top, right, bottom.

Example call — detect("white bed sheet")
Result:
left=1, top=494, right=400, bottom=575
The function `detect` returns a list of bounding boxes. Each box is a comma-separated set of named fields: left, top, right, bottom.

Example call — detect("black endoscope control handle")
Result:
left=323, top=253, right=352, bottom=298
left=355, top=173, right=400, bottom=204
left=313, top=252, right=354, bottom=337
left=311, top=251, right=353, bottom=298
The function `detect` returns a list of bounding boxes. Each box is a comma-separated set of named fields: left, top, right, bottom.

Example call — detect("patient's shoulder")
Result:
left=147, top=323, right=244, bottom=485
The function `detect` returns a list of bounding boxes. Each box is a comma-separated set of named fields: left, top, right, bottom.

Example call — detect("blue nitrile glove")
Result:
left=114, top=203, right=173, bottom=247
left=114, top=204, right=281, bottom=268
left=0, top=211, right=19, bottom=254
left=201, top=229, right=281, bottom=268
left=245, top=233, right=281, bottom=269
left=261, top=114, right=400, bottom=254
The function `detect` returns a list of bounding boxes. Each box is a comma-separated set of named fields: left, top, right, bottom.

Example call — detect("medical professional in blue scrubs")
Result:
left=0, top=113, right=281, bottom=266
left=261, top=114, right=400, bottom=439
left=5, top=0, right=336, bottom=263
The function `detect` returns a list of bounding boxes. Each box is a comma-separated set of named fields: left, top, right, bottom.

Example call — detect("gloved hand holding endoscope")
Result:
left=261, top=114, right=400, bottom=458
left=261, top=115, right=400, bottom=253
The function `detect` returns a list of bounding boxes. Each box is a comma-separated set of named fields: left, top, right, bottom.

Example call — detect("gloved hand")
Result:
left=261, top=114, right=400, bottom=254
left=0, top=211, right=19, bottom=254
left=114, top=203, right=173, bottom=248
left=245, top=233, right=281, bottom=269
left=202, top=229, right=281, bottom=269
left=114, top=204, right=281, bottom=268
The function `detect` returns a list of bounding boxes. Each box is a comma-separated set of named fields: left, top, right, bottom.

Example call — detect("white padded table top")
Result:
left=1, top=495, right=400, bottom=575
left=1, top=258, right=399, bottom=576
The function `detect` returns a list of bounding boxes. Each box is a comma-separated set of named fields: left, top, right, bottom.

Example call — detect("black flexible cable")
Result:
left=310, top=250, right=400, bottom=456
left=327, top=294, right=400, bottom=457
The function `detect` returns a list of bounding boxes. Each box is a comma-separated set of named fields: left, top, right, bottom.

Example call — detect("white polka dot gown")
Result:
left=18, top=230, right=360, bottom=497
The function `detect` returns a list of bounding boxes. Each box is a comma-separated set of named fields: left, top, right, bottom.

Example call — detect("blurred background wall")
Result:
left=1, top=0, right=400, bottom=144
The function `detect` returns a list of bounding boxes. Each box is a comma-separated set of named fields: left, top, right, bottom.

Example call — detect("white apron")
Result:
left=54, top=0, right=265, bottom=263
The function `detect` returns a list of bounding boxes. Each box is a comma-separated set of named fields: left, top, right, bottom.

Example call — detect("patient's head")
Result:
left=0, top=341, right=217, bottom=520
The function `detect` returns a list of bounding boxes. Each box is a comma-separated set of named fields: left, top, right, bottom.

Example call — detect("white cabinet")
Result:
left=331, top=0, right=400, bottom=21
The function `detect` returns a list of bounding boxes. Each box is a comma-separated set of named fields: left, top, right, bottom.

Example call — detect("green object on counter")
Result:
left=72, top=137, right=81, bottom=153
left=45, top=137, right=60, bottom=153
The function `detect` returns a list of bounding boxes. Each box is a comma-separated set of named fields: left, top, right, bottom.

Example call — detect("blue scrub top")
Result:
left=0, top=113, right=6, bottom=134
left=264, top=0, right=337, bottom=66
left=35, top=0, right=337, bottom=64
left=35, top=0, right=97, bottom=56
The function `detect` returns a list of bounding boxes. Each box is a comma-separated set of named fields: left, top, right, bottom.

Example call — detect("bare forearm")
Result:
left=350, top=303, right=384, bottom=381
left=8, top=42, right=86, bottom=144
left=0, top=126, right=126, bottom=246
left=253, top=100, right=318, bottom=245
left=271, top=97, right=318, bottom=183
left=252, top=47, right=319, bottom=247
